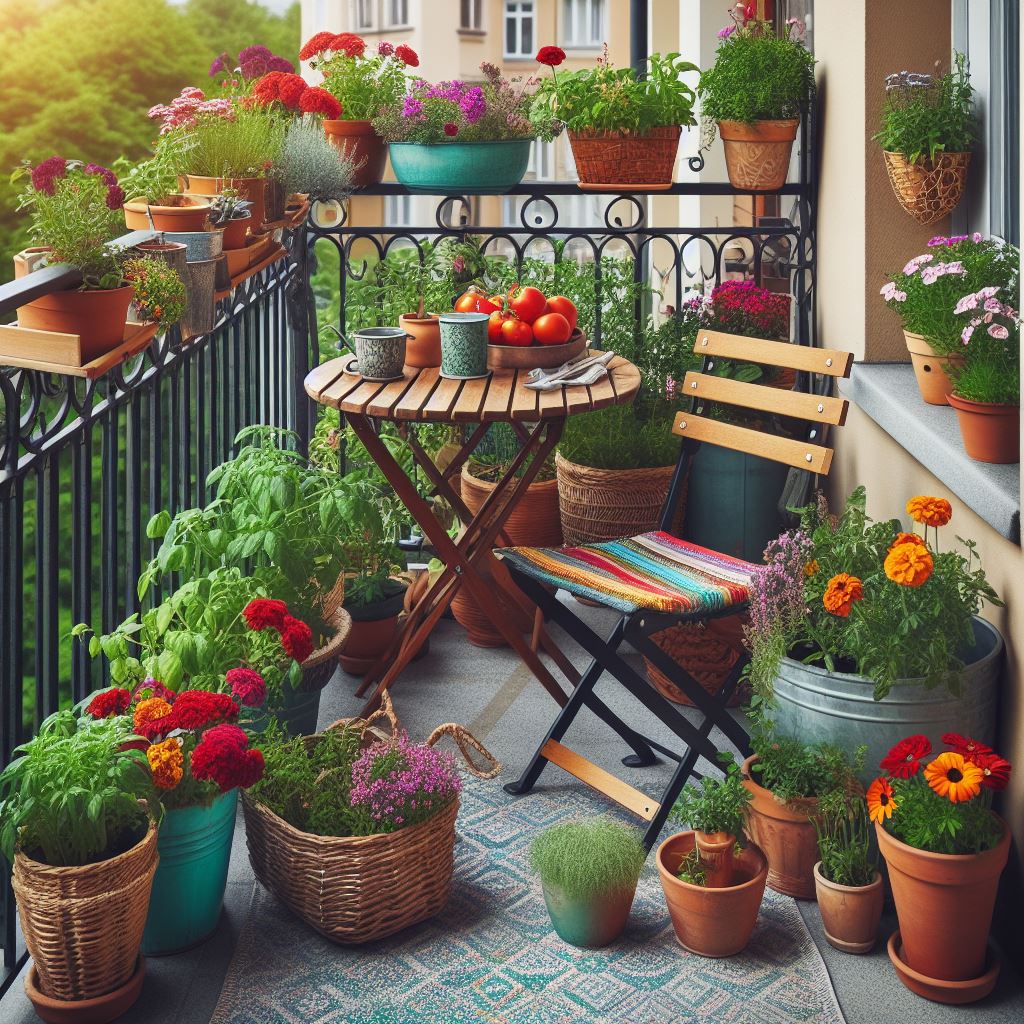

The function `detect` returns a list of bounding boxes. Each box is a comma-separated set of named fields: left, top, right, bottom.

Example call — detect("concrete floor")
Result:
left=2, top=603, right=1022, bottom=1023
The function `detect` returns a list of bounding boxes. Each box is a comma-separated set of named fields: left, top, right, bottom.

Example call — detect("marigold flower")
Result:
left=866, top=777, right=897, bottom=824
left=395, top=44, right=418, bottom=67
left=884, top=541, right=934, bottom=588
left=891, top=531, right=925, bottom=550
left=925, top=751, right=983, bottom=803
left=147, top=738, right=184, bottom=789
left=941, top=732, right=992, bottom=760
left=906, top=495, right=952, bottom=528
left=822, top=573, right=863, bottom=617
left=536, top=45, right=567, bottom=67
left=298, top=86, right=342, bottom=119
left=191, top=724, right=264, bottom=791
left=280, top=614, right=314, bottom=663
left=243, top=598, right=288, bottom=632
left=85, top=687, right=131, bottom=719
left=803, top=559, right=819, bottom=577
left=226, top=667, right=266, bottom=708
left=134, top=697, right=174, bottom=737
left=300, top=31, right=337, bottom=60
left=974, top=752, right=1012, bottom=790
left=880, top=735, right=932, bottom=778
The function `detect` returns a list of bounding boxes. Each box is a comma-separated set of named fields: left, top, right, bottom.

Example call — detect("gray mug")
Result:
left=439, top=313, right=490, bottom=378
left=337, top=327, right=408, bottom=381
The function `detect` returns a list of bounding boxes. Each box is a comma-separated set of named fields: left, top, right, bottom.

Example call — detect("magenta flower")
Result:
left=718, top=25, right=736, bottom=38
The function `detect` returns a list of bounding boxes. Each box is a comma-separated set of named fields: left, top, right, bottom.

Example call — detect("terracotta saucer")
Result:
left=25, top=955, right=146, bottom=1024
left=887, top=930, right=1000, bottom=1004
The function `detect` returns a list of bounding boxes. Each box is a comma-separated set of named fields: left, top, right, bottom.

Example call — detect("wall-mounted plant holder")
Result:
left=0, top=320, right=158, bottom=378
left=883, top=151, right=971, bottom=225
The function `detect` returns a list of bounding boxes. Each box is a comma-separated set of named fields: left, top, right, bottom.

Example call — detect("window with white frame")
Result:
left=385, top=194, right=413, bottom=227
left=383, top=0, right=409, bottom=27
left=461, top=0, right=483, bottom=31
left=563, top=0, right=604, bottom=48
left=351, top=0, right=376, bottom=31
left=504, top=1, right=534, bottom=58
left=527, top=139, right=556, bottom=180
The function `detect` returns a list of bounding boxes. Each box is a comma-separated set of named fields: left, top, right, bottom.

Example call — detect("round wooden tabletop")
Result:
left=304, top=352, right=642, bottom=423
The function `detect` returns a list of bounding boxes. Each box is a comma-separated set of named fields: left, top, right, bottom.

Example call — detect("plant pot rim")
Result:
left=883, top=149, right=972, bottom=162
left=554, top=450, right=676, bottom=475
left=27, top=283, right=135, bottom=304
left=124, top=195, right=211, bottom=211
left=388, top=139, right=533, bottom=149
left=947, top=393, right=1020, bottom=414
left=15, top=815, right=156, bottom=878
left=656, top=830, right=767, bottom=894
left=135, top=242, right=188, bottom=252
left=718, top=117, right=800, bottom=128
left=569, top=125, right=682, bottom=138
left=875, top=814, right=1009, bottom=865
left=812, top=861, right=882, bottom=894
left=184, top=173, right=265, bottom=182
left=399, top=312, right=440, bottom=323
left=25, top=954, right=146, bottom=1017
left=344, top=580, right=408, bottom=621
left=463, top=462, right=558, bottom=490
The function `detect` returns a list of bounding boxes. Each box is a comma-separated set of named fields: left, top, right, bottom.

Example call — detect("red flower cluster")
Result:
left=30, top=157, right=124, bottom=209
left=244, top=598, right=314, bottom=664
left=191, top=724, right=265, bottom=791
left=281, top=615, right=314, bottom=664
left=333, top=33, right=367, bottom=58
left=880, top=734, right=931, bottom=778
left=278, top=73, right=309, bottom=108
left=880, top=733, right=1012, bottom=791
left=85, top=687, right=132, bottom=719
left=299, top=86, right=342, bottom=119
left=226, top=667, right=267, bottom=708
left=30, top=156, right=67, bottom=195
left=135, top=689, right=239, bottom=740
left=536, top=45, right=566, bottom=67
left=395, top=44, right=418, bottom=67
left=299, top=31, right=337, bottom=60
left=708, top=280, right=791, bottom=340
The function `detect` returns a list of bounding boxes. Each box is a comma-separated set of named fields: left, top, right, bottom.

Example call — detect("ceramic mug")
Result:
left=339, top=327, right=408, bottom=381
left=439, top=313, right=490, bottom=379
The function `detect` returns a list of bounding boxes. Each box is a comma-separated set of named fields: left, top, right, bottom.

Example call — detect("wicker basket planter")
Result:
left=567, top=126, right=682, bottom=191
left=644, top=620, right=745, bottom=707
left=12, top=819, right=158, bottom=1003
left=883, top=151, right=971, bottom=225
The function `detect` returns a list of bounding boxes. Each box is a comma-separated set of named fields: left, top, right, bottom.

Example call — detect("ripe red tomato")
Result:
left=508, top=285, right=547, bottom=324
left=544, top=295, right=578, bottom=331
left=532, top=312, right=572, bottom=346
left=500, top=317, right=534, bottom=347
left=488, top=309, right=512, bottom=343
left=487, top=294, right=507, bottom=310
left=455, top=290, right=498, bottom=315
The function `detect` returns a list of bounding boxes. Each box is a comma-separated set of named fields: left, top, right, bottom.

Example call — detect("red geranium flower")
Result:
left=277, top=73, right=309, bottom=109
left=85, top=687, right=132, bottom=719
left=331, top=33, right=366, bottom=58
left=300, top=31, right=338, bottom=60
left=942, top=733, right=992, bottom=761
left=191, top=724, right=265, bottom=791
left=226, top=667, right=267, bottom=708
left=880, top=734, right=932, bottom=778
left=252, top=71, right=287, bottom=105
left=166, top=690, right=240, bottom=731
left=974, top=752, right=1011, bottom=790
left=395, top=44, right=419, bottom=67
left=298, top=86, right=342, bottom=119
left=536, top=45, right=566, bottom=67
left=280, top=614, right=314, bottom=664
left=444, top=122, right=459, bottom=137
left=243, top=598, right=288, bottom=632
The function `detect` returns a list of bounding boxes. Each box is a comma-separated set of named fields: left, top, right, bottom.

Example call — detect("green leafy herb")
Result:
left=529, top=818, right=646, bottom=900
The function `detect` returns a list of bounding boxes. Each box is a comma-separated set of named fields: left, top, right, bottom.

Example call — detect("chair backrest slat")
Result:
left=696, top=330, right=854, bottom=378
left=682, top=372, right=849, bottom=425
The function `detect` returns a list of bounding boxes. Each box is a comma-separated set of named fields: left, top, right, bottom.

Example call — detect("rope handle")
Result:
left=425, top=723, right=502, bottom=780
left=323, top=690, right=400, bottom=742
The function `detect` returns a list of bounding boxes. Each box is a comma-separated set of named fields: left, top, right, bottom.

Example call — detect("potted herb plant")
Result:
left=373, top=62, right=558, bottom=194
left=657, top=756, right=767, bottom=957
left=0, top=709, right=157, bottom=1022
left=124, top=255, right=187, bottom=329
left=529, top=818, right=646, bottom=948
left=698, top=6, right=815, bottom=191
left=13, top=158, right=135, bottom=360
left=300, top=32, right=415, bottom=187
left=746, top=488, right=1004, bottom=775
left=208, top=191, right=253, bottom=250
left=116, top=144, right=212, bottom=231
left=813, top=795, right=883, bottom=955
left=871, top=733, right=1011, bottom=1003
left=874, top=55, right=976, bottom=225
left=532, top=45, right=698, bottom=190
left=276, top=116, right=357, bottom=205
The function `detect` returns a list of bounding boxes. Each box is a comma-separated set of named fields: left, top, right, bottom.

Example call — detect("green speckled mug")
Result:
left=439, top=312, right=490, bottom=379
left=344, top=327, right=408, bottom=381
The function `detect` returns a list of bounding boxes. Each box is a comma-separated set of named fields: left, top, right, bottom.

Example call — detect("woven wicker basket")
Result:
left=568, top=126, right=682, bottom=190
left=555, top=452, right=679, bottom=545
left=883, top=151, right=971, bottom=225
left=300, top=604, right=352, bottom=692
left=12, top=819, right=158, bottom=1001
left=242, top=694, right=500, bottom=944
left=643, top=622, right=745, bottom=707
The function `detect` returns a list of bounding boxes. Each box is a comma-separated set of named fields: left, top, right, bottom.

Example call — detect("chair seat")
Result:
left=499, top=532, right=756, bottom=616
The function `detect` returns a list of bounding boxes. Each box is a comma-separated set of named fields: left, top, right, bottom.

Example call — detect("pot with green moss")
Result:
left=529, top=818, right=645, bottom=948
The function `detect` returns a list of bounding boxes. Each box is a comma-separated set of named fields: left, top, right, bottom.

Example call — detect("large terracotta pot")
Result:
left=400, top=313, right=442, bottom=368
left=947, top=394, right=1020, bottom=464
left=183, top=175, right=266, bottom=231
left=903, top=331, right=962, bottom=405
left=540, top=880, right=636, bottom=948
left=323, top=120, right=387, bottom=188
left=123, top=195, right=211, bottom=232
left=718, top=118, right=799, bottom=191
left=741, top=755, right=819, bottom=899
left=220, top=214, right=252, bottom=251
left=656, top=831, right=767, bottom=957
left=877, top=817, right=1009, bottom=989
left=812, top=862, right=884, bottom=954
left=18, top=286, right=134, bottom=362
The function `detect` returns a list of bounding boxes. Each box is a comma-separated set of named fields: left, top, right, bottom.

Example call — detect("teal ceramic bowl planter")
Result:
left=439, top=313, right=490, bottom=379
left=141, top=789, right=239, bottom=955
left=388, top=140, right=533, bottom=194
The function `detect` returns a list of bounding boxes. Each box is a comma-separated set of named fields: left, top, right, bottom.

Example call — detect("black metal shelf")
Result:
left=346, top=180, right=807, bottom=198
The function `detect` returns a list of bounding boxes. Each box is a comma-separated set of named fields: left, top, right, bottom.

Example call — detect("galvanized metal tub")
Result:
left=767, top=616, right=1003, bottom=781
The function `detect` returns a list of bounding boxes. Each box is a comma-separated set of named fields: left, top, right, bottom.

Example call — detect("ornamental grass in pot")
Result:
left=529, top=818, right=646, bottom=948
left=869, top=732, right=1012, bottom=1003
left=531, top=46, right=698, bottom=190
left=657, top=755, right=767, bottom=958
left=698, top=7, right=815, bottom=191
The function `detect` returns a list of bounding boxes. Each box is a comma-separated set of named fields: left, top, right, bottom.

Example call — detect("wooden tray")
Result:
left=487, top=328, right=587, bottom=370
left=0, top=320, right=159, bottom=378
left=215, top=244, right=287, bottom=300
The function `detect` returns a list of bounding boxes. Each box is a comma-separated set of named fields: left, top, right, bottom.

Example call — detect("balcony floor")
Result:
left=2, top=600, right=1022, bottom=1024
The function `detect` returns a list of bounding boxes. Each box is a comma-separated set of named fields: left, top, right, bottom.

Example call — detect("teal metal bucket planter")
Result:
left=388, top=140, right=532, bottom=194
left=141, top=789, right=238, bottom=955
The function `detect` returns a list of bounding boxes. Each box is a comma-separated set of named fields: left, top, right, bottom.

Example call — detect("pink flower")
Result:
left=378, top=40, right=394, bottom=56
left=988, top=324, right=1010, bottom=340
left=984, top=297, right=1004, bottom=314
left=892, top=289, right=906, bottom=302
left=717, top=25, right=736, bottom=38
left=955, top=292, right=979, bottom=314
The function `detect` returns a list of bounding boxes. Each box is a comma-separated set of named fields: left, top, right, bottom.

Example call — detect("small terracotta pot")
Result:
left=400, top=313, right=442, bottom=368
left=123, top=195, right=211, bottom=232
left=903, top=331, right=962, bottom=405
left=340, top=586, right=406, bottom=675
left=657, top=832, right=767, bottom=957
left=220, top=214, right=252, bottom=251
left=812, top=862, right=883, bottom=954
left=947, top=394, right=1020, bottom=464
left=18, top=286, right=134, bottom=362
left=718, top=118, right=799, bottom=191
left=541, top=880, right=636, bottom=948
left=25, top=956, right=146, bottom=1024
left=876, top=816, right=1010, bottom=985
left=741, top=755, right=819, bottom=900
left=323, top=119, right=387, bottom=188
left=183, top=176, right=266, bottom=231
left=694, top=831, right=736, bottom=889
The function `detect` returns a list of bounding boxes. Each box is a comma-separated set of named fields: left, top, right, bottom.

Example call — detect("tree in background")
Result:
left=0, top=0, right=299, bottom=280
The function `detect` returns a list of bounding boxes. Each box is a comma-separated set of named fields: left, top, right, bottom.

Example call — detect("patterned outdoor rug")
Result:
left=211, top=778, right=845, bottom=1024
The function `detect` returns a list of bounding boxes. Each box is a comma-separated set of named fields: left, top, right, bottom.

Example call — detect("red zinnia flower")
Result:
left=226, top=667, right=267, bottom=708
left=85, top=687, right=132, bottom=719
left=252, top=71, right=287, bottom=105
left=444, top=122, right=459, bottom=137
left=974, top=752, right=1011, bottom=790
left=280, top=614, right=314, bottom=663
left=880, top=734, right=932, bottom=778
left=300, top=31, right=338, bottom=60
left=536, top=45, right=566, bottom=67
left=167, top=690, right=240, bottom=731
left=331, top=33, right=366, bottom=58
left=243, top=598, right=288, bottom=632
left=298, top=86, right=342, bottom=119
left=942, top=733, right=993, bottom=761
left=191, top=724, right=264, bottom=791
left=395, top=44, right=419, bottom=67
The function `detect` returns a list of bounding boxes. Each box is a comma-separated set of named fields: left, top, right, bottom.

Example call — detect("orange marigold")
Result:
left=884, top=541, right=934, bottom=588
left=146, top=738, right=184, bottom=790
left=906, top=495, right=952, bottom=528
left=134, top=696, right=173, bottom=735
left=822, top=573, right=863, bottom=617
left=891, top=531, right=926, bottom=550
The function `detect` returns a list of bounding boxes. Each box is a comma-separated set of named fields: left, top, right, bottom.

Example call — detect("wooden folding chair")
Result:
left=499, top=330, right=854, bottom=849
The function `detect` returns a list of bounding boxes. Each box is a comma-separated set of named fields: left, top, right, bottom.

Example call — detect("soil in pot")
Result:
left=657, top=831, right=767, bottom=957
left=903, top=331, right=962, bottom=405
left=947, top=394, right=1020, bottom=464
left=541, top=881, right=636, bottom=948
left=400, top=313, right=442, bottom=368
left=323, top=120, right=388, bottom=187
left=813, top=862, right=883, bottom=954
left=25, top=956, right=146, bottom=1024
left=719, top=119, right=799, bottom=191
left=341, top=582, right=407, bottom=675
left=18, top=285, right=134, bottom=362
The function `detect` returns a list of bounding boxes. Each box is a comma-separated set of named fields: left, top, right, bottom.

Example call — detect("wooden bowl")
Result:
left=487, top=328, right=587, bottom=370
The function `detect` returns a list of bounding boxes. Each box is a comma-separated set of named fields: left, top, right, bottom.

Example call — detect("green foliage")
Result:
left=815, top=798, right=877, bottom=888
left=174, top=105, right=287, bottom=178
left=954, top=354, right=1019, bottom=405
left=0, top=709, right=151, bottom=866
left=309, top=44, right=410, bottom=122
left=529, top=818, right=646, bottom=901
left=670, top=754, right=752, bottom=838
left=112, top=141, right=187, bottom=204
left=886, top=772, right=1001, bottom=856
left=277, top=118, right=356, bottom=201
left=124, top=255, right=187, bottom=326
left=674, top=843, right=743, bottom=886
left=751, top=734, right=864, bottom=806
left=532, top=52, right=698, bottom=134
left=558, top=400, right=681, bottom=471
left=874, top=54, right=976, bottom=163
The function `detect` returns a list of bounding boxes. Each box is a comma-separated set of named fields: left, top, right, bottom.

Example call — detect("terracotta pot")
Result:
left=13, top=246, right=52, bottom=279
left=183, top=176, right=266, bottom=231
left=947, top=393, right=1020, bottom=464
left=887, top=930, right=1001, bottom=1005
left=876, top=816, right=1010, bottom=985
left=903, top=331, right=962, bottom=405
left=541, top=880, right=636, bottom=948
left=718, top=118, right=799, bottom=192
left=461, top=465, right=563, bottom=548
left=812, top=862, right=883, bottom=954
left=656, top=831, right=767, bottom=957
left=400, top=313, right=442, bottom=368
left=450, top=557, right=534, bottom=648
left=323, top=119, right=388, bottom=188
left=123, top=195, right=211, bottom=232
left=24, top=956, right=146, bottom=1024
left=340, top=586, right=406, bottom=675
left=18, top=286, right=134, bottom=362
left=694, top=831, right=736, bottom=889
left=220, top=214, right=252, bottom=251
left=741, top=755, right=819, bottom=899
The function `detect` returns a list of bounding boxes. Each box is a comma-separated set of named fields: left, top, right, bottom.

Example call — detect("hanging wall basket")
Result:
left=883, top=151, right=971, bottom=225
